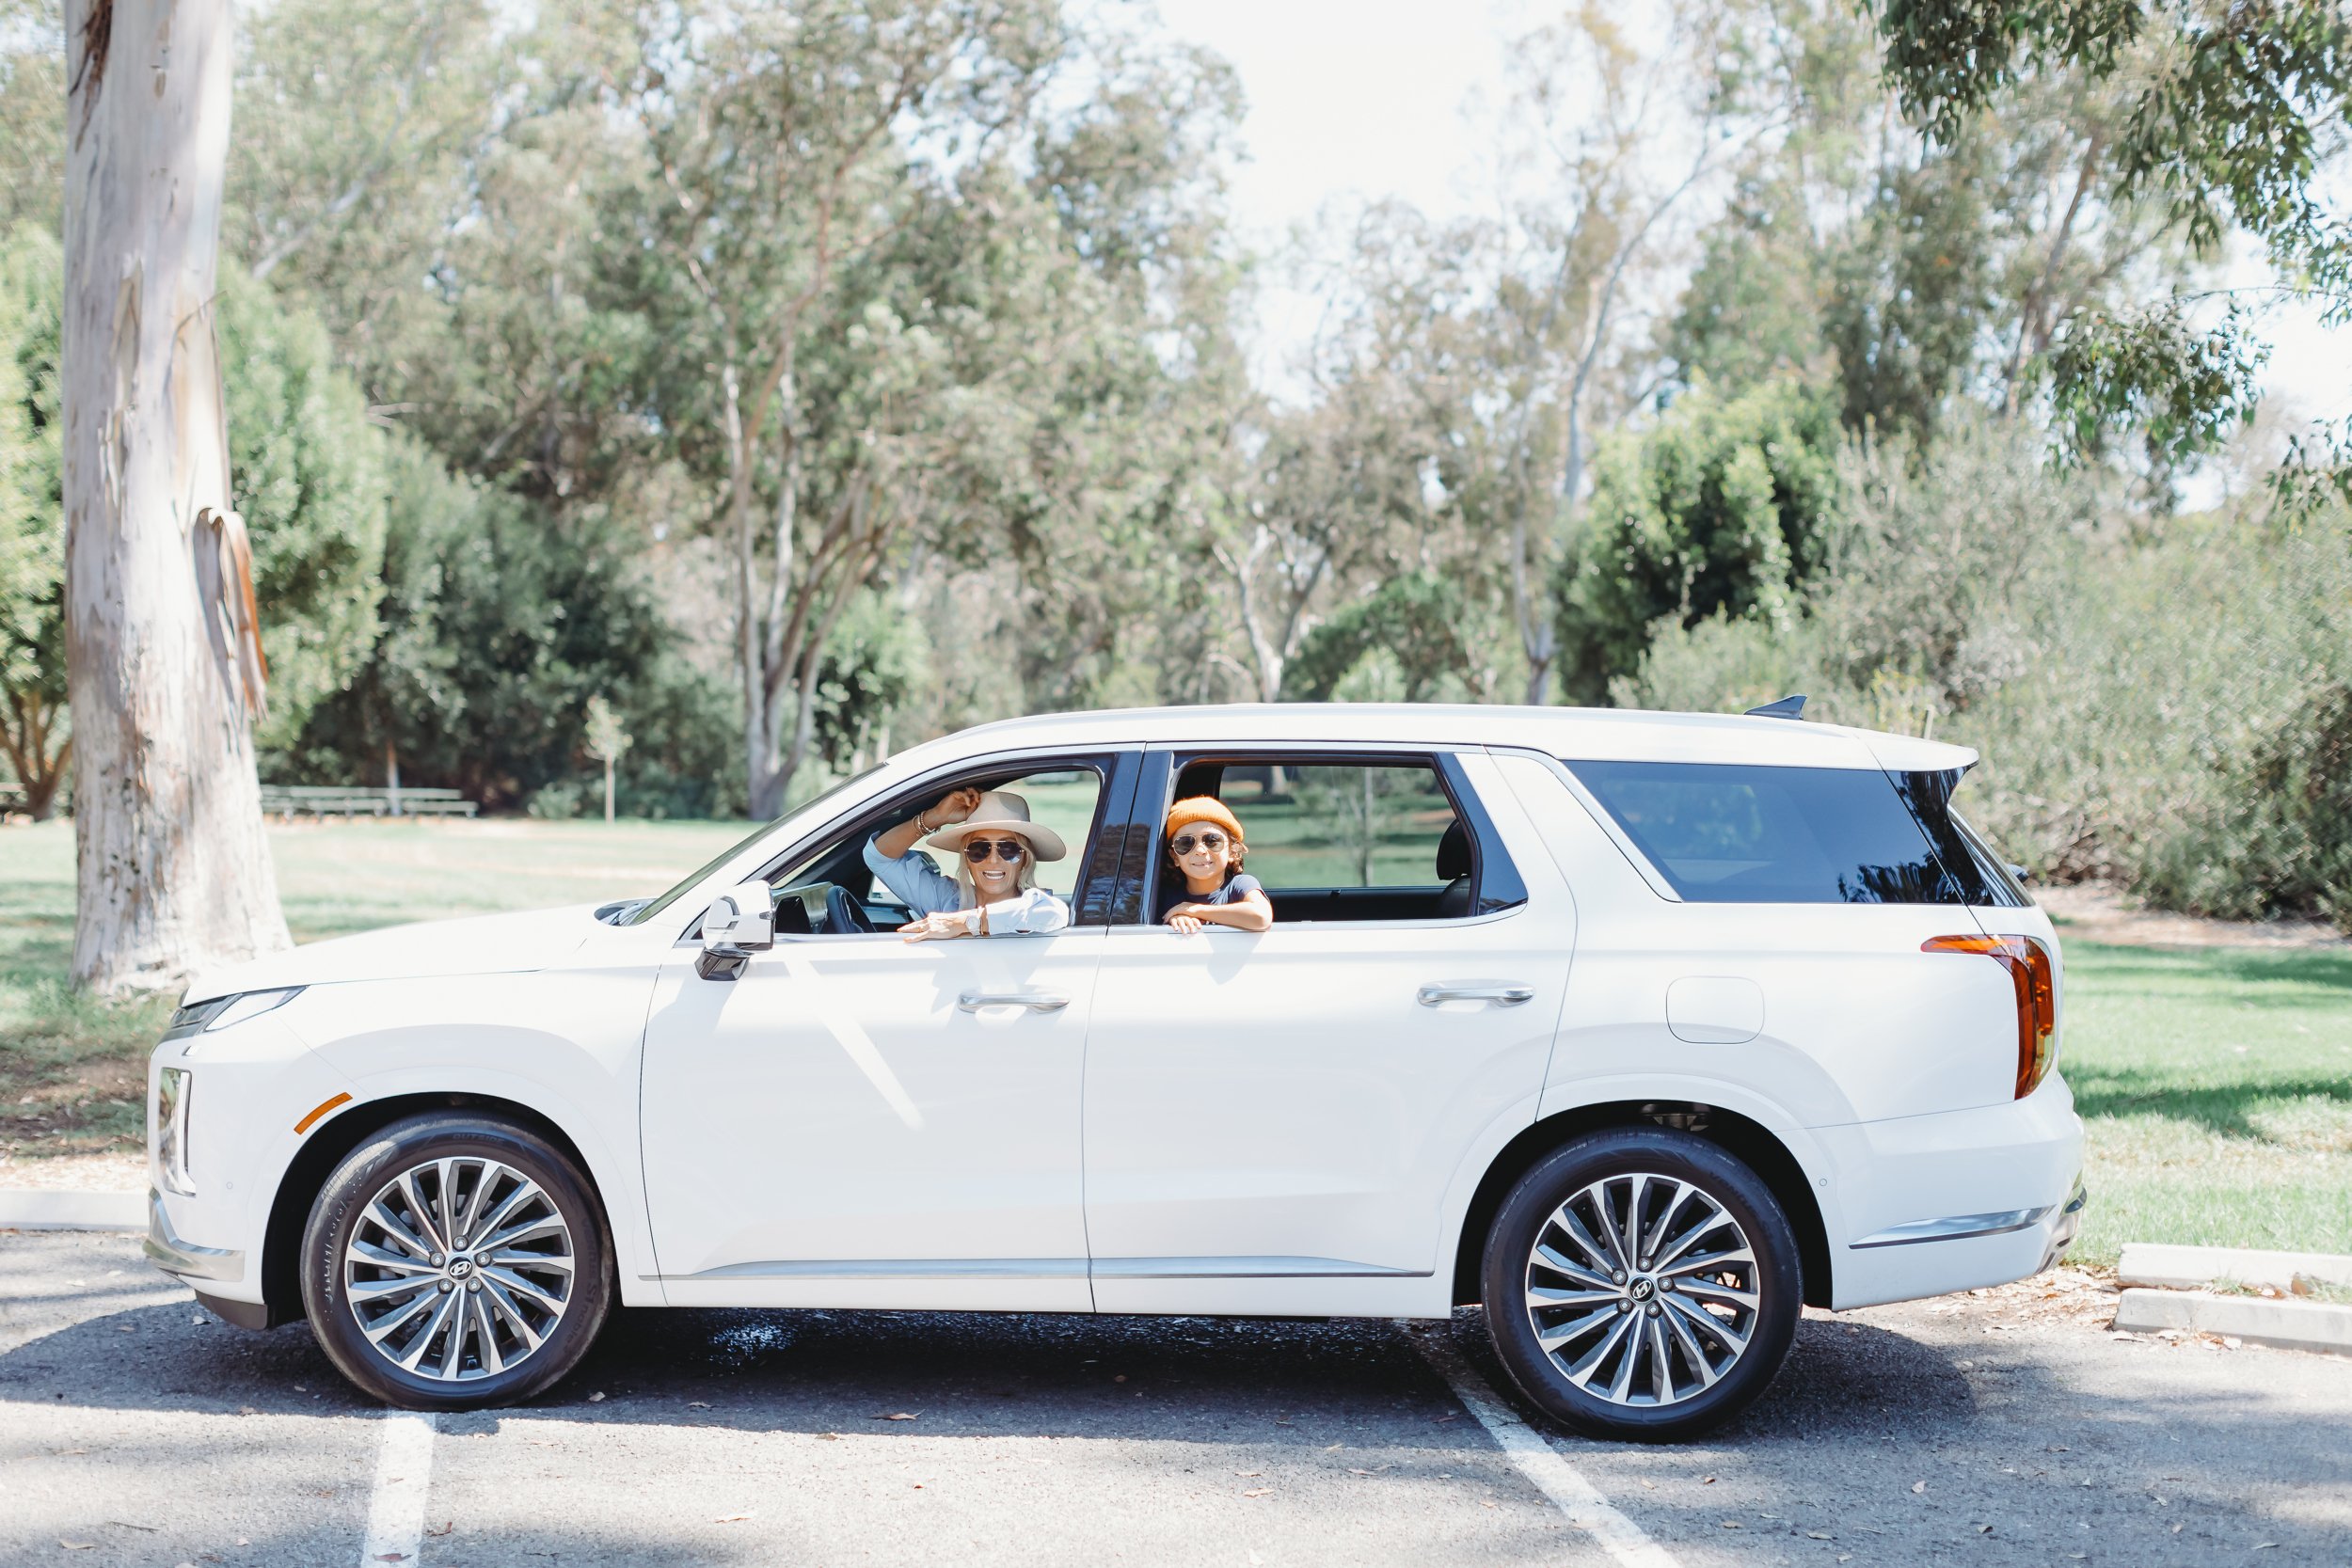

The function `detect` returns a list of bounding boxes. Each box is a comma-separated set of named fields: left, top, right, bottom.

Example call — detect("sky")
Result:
left=1140, top=0, right=2347, bottom=434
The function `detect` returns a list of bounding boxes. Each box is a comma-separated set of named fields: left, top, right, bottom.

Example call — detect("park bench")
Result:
left=258, top=784, right=479, bottom=820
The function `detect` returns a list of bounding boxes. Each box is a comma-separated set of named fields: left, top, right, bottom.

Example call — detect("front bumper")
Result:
left=141, top=1188, right=244, bottom=1284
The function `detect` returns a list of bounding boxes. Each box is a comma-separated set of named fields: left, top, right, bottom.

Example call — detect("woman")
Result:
left=864, top=786, right=1071, bottom=941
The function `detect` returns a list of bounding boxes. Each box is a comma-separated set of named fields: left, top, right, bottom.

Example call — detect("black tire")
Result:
left=300, top=1112, right=612, bottom=1411
left=1480, top=1127, right=1800, bottom=1442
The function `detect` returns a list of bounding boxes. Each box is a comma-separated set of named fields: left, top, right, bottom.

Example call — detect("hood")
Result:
left=183, top=903, right=607, bottom=1006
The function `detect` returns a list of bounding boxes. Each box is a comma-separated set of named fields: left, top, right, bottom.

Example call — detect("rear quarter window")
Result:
left=1566, top=760, right=2005, bottom=905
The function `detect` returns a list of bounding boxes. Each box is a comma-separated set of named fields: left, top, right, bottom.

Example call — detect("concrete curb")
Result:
left=0, top=1188, right=146, bottom=1232
left=2115, top=1288, right=2352, bottom=1356
left=2118, top=1243, right=2352, bottom=1292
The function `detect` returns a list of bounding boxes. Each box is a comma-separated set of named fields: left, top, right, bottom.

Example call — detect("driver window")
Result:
left=771, top=766, right=1105, bottom=935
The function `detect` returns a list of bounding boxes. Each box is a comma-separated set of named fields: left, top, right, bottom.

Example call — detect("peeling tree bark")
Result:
left=63, top=0, right=290, bottom=994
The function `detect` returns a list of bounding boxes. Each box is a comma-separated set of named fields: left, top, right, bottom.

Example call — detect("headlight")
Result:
left=155, top=1068, right=195, bottom=1196
left=163, top=987, right=302, bottom=1052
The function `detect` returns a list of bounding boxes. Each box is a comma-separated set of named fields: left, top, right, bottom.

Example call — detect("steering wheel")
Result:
left=821, top=883, right=877, bottom=936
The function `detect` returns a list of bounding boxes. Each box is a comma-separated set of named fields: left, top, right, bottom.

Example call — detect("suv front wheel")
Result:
left=300, top=1112, right=612, bottom=1410
left=1481, top=1127, right=1801, bottom=1442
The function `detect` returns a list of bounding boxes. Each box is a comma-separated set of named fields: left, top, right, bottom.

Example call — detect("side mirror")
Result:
left=695, top=881, right=775, bottom=982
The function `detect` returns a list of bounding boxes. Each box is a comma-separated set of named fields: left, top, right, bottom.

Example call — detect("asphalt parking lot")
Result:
left=3, top=1231, right=2347, bottom=1567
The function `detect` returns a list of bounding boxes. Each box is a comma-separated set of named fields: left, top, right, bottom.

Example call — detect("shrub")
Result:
left=1619, top=420, right=2352, bottom=926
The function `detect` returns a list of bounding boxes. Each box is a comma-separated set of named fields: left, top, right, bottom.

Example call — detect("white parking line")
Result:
left=359, top=1409, right=438, bottom=1566
left=1410, top=1327, right=1682, bottom=1568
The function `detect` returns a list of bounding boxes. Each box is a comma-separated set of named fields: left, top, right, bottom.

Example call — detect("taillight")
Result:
left=1922, top=933, right=2058, bottom=1099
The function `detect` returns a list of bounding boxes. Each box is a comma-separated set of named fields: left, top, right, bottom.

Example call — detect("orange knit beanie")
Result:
left=1164, top=795, right=1246, bottom=846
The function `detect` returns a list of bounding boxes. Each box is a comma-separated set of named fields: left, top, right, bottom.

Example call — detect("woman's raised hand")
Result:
left=930, top=786, right=983, bottom=827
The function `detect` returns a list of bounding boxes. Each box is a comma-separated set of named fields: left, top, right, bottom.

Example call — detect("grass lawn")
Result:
left=4, top=816, right=2347, bottom=1270
left=2056, top=938, right=2352, bottom=1265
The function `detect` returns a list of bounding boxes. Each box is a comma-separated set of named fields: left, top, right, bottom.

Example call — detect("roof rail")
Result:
left=1744, top=693, right=1807, bottom=720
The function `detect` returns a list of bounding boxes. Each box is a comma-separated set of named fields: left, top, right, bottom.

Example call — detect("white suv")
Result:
left=146, top=704, right=2082, bottom=1440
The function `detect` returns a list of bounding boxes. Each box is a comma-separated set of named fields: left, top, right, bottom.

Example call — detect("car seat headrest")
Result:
left=1436, top=818, right=1472, bottom=882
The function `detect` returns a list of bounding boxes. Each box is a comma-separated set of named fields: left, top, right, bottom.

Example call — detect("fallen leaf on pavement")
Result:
left=373, top=1556, right=407, bottom=1563
left=586, top=1391, right=607, bottom=1402
left=1242, top=1488, right=1274, bottom=1498
left=1702, top=1475, right=1716, bottom=1484
left=1235, top=1470, right=1263, bottom=1478
left=1808, top=1531, right=1833, bottom=1540
left=688, top=1402, right=710, bottom=1409
left=426, top=1522, right=454, bottom=1538
left=1480, top=1499, right=1497, bottom=1509
left=873, top=1412, right=919, bottom=1421
left=714, top=1513, right=754, bottom=1524
left=816, top=1433, right=843, bottom=1441
left=1912, top=1481, right=1927, bottom=1494
left=1719, top=1521, right=1741, bottom=1529
left=59, top=1544, right=94, bottom=1553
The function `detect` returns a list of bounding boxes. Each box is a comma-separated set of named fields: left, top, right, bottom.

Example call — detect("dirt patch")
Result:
left=2037, top=882, right=2349, bottom=952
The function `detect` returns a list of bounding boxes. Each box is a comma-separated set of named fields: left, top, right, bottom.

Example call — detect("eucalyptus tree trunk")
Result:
left=64, top=0, right=290, bottom=994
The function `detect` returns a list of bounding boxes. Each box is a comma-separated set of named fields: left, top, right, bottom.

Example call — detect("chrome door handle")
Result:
left=958, top=990, right=1072, bottom=1013
left=1418, top=983, right=1536, bottom=1006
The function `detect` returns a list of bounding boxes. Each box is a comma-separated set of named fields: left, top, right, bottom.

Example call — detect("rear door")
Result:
left=1080, top=749, right=1574, bottom=1309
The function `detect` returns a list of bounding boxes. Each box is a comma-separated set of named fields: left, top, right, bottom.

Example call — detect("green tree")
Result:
left=1555, top=374, right=1846, bottom=703
left=1866, top=0, right=2352, bottom=499
left=0, top=0, right=62, bottom=234
left=287, top=438, right=739, bottom=816
left=0, top=227, right=386, bottom=813
left=0, top=222, right=64, bottom=815
left=620, top=0, right=1068, bottom=817
left=215, top=264, right=389, bottom=753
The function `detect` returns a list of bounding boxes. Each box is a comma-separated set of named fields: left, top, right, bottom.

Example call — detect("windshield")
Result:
left=622, top=765, right=884, bottom=927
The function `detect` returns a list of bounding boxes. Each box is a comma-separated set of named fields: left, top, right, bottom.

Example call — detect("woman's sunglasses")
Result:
left=962, top=838, right=1028, bottom=863
left=1169, top=832, right=1229, bottom=855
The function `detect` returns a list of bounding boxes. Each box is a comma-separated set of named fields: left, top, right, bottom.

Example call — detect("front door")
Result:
left=1081, top=751, right=1576, bottom=1310
left=640, top=760, right=1120, bottom=1310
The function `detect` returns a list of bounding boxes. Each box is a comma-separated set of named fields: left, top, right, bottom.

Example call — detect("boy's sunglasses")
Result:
left=962, top=838, right=1027, bottom=863
left=1169, top=832, right=1229, bottom=855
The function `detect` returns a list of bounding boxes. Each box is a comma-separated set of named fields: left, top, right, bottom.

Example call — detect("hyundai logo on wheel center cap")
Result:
left=1629, top=1276, right=1654, bottom=1301
left=448, top=1256, right=473, bottom=1278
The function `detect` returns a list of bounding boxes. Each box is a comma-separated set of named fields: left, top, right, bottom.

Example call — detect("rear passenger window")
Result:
left=1147, top=757, right=1524, bottom=924
left=1566, top=761, right=1985, bottom=905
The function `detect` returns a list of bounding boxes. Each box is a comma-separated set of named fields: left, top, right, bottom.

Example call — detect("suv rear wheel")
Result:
left=300, top=1112, right=612, bottom=1410
left=1480, top=1127, right=1800, bottom=1442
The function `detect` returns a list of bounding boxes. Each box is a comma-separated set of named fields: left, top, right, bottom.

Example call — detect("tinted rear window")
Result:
left=1566, top=760, right=2006, bottom=905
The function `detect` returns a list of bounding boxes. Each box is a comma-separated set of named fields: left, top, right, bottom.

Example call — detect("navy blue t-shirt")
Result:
left=1157, top=872, right=1264, bottom=923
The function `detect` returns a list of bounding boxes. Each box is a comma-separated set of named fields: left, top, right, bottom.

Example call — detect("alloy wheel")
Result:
left=1520, top=1170, right=1759, bottom=1409
left=342, top=1156, right=576, bottom=1382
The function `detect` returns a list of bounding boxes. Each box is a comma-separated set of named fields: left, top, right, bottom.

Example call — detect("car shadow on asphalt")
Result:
left=2, top=1289, right=1974, bottom=1446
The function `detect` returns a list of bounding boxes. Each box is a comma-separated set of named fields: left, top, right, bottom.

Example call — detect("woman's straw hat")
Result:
left=925, top=789, right=1068, bottom=862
